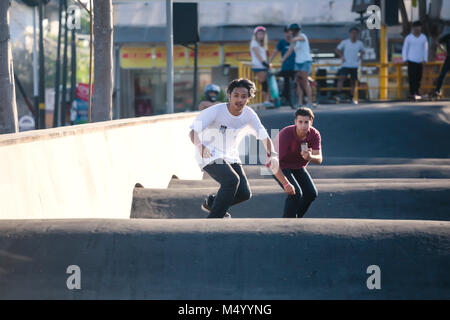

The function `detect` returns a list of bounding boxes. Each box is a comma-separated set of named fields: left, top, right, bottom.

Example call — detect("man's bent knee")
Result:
left=242, top=189, right=252, bottom=201
left=304, top=190, right=318, bottom=202
left=223, top=174, right=240, bottom=188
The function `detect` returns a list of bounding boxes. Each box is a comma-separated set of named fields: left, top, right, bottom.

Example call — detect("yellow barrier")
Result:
left=239, top=60, right=448, bottom=103
left=311, top=61, right=448, bottom=101
left=238, top=61, right=264, bottom=103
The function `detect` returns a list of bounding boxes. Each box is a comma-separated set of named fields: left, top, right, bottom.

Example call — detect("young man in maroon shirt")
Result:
left=273, top=107, right=323, bottom=218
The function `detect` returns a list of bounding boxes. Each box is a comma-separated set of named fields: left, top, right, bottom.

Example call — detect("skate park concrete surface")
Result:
left=134, top=102, right=450, bottom=221
left=0, top=102, right=449, bottom=299
left=0, top=112, right=202, bottom=219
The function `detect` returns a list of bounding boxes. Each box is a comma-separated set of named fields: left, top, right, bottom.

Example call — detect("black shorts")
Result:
left=338, top=67, right=358, bottom=81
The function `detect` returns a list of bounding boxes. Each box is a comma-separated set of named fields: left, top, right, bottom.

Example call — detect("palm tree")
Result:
left=0, top=0, right=18, bottom=134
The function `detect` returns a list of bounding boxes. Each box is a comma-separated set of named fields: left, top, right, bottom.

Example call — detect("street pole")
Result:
left=192, top=42, right=198, bottom=111
left=380, top=0, right=388, bottom=100
left=88, top=0, right=93, bottom=122
left=166, top=0, right=174, bottom=114
left=32, top=5, right=39, bottom=129
left=38, top=0, right=46, bottom=129
left=70, top=27, right=76, bottom=110
left=60, top=0, right=69, bottom=126
left=53, top=0, right=62, bottom=127
left=114, top=46, right=121, bottom=119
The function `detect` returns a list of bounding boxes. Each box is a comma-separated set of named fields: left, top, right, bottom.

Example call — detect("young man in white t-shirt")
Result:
left=335, top=27, right=365, bottom=104
left=189, top=78, right=295, bottom=218
left=401, top=21, right=428, bottom=100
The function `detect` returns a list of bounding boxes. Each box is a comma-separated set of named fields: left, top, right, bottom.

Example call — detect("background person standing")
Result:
left=269, top=26, right=296, bottom=107
left=402, top=21, right=428, bottom=100
left=335, top=27, right=365, bottom=104
left=250, top=26, right=272, bottom=107
left=281, top=23, right=314, bottom=109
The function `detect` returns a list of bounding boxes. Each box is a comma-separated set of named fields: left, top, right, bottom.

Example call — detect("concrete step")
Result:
left=168, top=178, right=450, bottom=189
left=321, top=157, right=450, bottom=166
left=201, top=164, right=450, bottom=180
left=0, top=218, right=448, bottom=299
left=132, top=179, right=450, bottom=220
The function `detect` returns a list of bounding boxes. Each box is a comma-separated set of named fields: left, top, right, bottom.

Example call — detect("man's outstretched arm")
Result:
left=189, top=129, right=211, bottom=158
left=261, top=137, right=295, bottom=195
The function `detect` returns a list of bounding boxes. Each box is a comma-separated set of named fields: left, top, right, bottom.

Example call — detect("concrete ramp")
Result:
left=0, top=113, right=202, bottom=219
left=0, top=219, right=449, bottom=299
left=132, top=178, right=450, bottom=220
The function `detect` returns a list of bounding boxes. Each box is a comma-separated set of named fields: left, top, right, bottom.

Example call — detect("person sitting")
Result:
left=198, top=84, right=223, bottom=111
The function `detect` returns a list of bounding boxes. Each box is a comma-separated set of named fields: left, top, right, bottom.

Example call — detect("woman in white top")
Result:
left=281, top=24, right=313, bottom=108
left=250, top=26, right=271, bottom=106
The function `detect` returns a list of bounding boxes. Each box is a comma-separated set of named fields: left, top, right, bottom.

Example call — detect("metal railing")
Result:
left=238, top=60, right=449, bottom=104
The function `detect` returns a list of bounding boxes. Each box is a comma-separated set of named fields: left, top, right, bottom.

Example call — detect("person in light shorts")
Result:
left=281, top=24, right=314, bottom=109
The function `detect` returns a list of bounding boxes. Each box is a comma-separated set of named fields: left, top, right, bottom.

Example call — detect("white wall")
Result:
left=114, top=0, right=358, bottom=27
left=0, top=113, right=203, bottom=219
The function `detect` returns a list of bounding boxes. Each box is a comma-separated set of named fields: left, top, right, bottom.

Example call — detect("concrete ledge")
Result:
left=132, top=179, right=450, bottom=220
left=0, top=218, right=448, bottom=299
left=0, top=113, right=203, bottom=219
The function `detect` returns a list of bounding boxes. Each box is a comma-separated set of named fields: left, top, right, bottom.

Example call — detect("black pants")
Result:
left=277, top=70, right=296, bottom=105
left=203, top=160, right=252, bottom=218
left=274, top=168, right=318, bottom=218
left=407, top=61, right=423, bottom=96
left=435, top=56, right=449, bottom=92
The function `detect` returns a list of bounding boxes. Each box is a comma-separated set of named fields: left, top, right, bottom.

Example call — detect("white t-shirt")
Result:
left=402, top=33, right=428, bottom=63
left=189, top=103, right=269, bottom=168
left=294, top=33, right=312, bottom=64
left=250, top=39, right=267, bottom=69
left=337, top=39, right=365, bottom=68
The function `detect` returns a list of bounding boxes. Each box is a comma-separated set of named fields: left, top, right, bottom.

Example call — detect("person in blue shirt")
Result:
left=282, top=24, right=314, bottom=109
left=270, top=26, right=296, bottom=107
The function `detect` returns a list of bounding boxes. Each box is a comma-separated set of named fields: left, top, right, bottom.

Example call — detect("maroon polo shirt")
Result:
left=276, top=125, right=321, bottom=169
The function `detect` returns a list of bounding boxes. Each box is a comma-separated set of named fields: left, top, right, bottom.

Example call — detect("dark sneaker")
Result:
left=429, top=90, right=441, bottom=100
left=201, top=195, right=214, bottom=213
left=201, top=195, right=231, bottom=218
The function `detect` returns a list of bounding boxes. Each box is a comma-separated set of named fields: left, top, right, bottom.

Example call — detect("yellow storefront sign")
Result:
left=154, top=46, right=187, bottom=67
left=120, top=42, right=280, bottom=69
left=224, top=43, right=251, bottom=66
left=188, top=44, right=220, bottom=67
left=121, top=47, right=152, bottom=69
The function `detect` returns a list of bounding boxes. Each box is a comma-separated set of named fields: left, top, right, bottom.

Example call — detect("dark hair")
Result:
left=288, top=23, right=301, bottom=31
left=349, top=26, right=360, bottom=33
left=227, top=78, right=256, bottom=98
left=412, top=21, right=421, bottom=27
left=295, top=107, right=314, bottom=120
